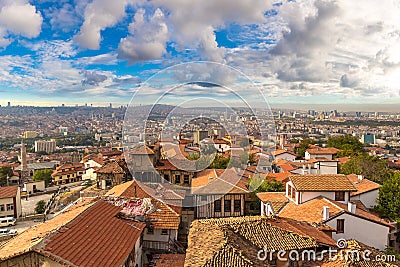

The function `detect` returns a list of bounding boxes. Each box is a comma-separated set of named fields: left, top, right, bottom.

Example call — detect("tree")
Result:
left=0, top=166, right=13, bottom=186
left=295, top=138, right=315, bottom=158
left=327, top=135, right=364, bottom=157
left=33, top=169, right=53, bottom=187
left=35, top=200, right=46, bottom=214
left=249, top=174, right=285, bottom=193
left=375, top=172, right=400, bottom=221
left=340, top=154, right=390, bottom=183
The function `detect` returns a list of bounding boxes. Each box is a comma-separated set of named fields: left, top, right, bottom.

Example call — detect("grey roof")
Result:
left=15, top=162, right=56, bottom=171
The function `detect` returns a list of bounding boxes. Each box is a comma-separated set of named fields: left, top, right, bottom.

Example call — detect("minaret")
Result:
left=20, top=139, right=29, bottom=183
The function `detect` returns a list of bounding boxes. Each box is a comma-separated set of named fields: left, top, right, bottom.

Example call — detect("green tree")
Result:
left=35, top=200, right=46, bottom=214
left=295, top=138, right=315, bottom=158
left=33, top=169, right=53, bottom=187
left=375, top=172, right=400, bottom=221
left=340, top=154, right=390, bottom=183
left=0, top=166, right=13, bottom=186
left=327, top=135, right=364, bottom=157
left=249, top=174, right=285, bottom=193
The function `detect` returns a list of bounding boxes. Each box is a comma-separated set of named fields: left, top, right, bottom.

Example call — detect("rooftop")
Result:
left=289, top=174, right=357, bottom=192
left=185, top=216, right=336, bottom=267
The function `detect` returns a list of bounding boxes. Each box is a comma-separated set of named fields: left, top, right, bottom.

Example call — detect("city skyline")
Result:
left=0, top=0, right=398, bottom=106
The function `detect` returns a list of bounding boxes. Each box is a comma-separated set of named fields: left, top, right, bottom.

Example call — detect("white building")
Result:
left=257, top=174, right=391, bottom=250
left=0, top=186, right=22, bottom=218
left=34, top=139, right=57, bottom=153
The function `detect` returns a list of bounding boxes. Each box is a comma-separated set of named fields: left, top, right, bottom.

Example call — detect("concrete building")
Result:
left=34, top=139, right=56, bottom=153
left=0, top=186, right=22, bottom=218
left=23, top=131, right=37, bottom=139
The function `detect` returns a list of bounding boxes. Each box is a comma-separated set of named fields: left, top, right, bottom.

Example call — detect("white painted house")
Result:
left=305, top=147, right=338, bottom=160
left=347, top=174, right=381, bottom=209
left=257, top=174, right=391, bottom=251
left=272, top=149, right=297, bottom=161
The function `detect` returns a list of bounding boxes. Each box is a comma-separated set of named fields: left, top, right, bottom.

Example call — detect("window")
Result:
left=6, top=204, right=13, bottom=211
left=200, top=195, right=207, bottom=202
left=175, top=175, right=181, bottom=183
left=0, top=205, right=4, bottom=211
left=337, top=219, right=345, bottom=233
left=161, top=229, right=168, bottom=235
left=184, top=175, right=189, bottom=184
left=335, top=191, right=345, bottom=201
left=164, top=174, right=169, bottom=181
left=147, top=228, right=154, bottom=235
left=234, top=200, right=241, bottom=212
left=224, top=199, right=231, bottom=212
left=214, top=200, right=221, bottom=212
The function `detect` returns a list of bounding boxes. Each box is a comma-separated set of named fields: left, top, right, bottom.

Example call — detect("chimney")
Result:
left=322, top=206, right=330, bottom=221
left=357, top=175, right=363, bottom=181
left=348, top=202, right=356, bottom=214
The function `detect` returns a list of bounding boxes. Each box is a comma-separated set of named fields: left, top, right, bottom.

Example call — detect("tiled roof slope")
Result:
left=0, top=186, right=18, bottom=198
left=36, top=200, right=145, bottom=267
left=192, top=168, right=249, bottom=195
left=0, top=199, right=94, bottom=260
left=347, top=174, right=381, bottom=196
left=289, top=174, right=357, bottom=191
left=185, top=216, right=336, bottom=267
left=156, top=254, right=185, bottom=267
left=279, top=196, right=391, bottom=227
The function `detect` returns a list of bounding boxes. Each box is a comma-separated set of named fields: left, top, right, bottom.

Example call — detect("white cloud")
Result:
left=0, top=0, right=43, bottom=47
left=74, top=0, right=129, bottom=49
left=118, top=8, right=169, bottom=64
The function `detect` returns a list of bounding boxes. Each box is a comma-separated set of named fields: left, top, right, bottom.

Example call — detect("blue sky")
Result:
left=0, top=0, right=399, bottom=107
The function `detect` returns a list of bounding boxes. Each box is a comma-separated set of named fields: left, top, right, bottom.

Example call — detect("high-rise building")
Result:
left=23, top=131, right=38, bottom=139
left=7, top=102, right=10, bottom=107
left=35, top=139, right=57, bottom=153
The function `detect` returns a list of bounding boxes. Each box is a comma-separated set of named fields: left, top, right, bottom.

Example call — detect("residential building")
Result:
left=96, top=159, right=131, bottom=189
left=347, top=174, right=381, bottom=209
left=23, top=131, right=37, bottom=139
left=0, top=199, right=145, bottom=267
left=0, top=186, right=22, bottom=218
left=51, top=162, right=85, bottom=185
left=258, top=174, right=392, bottom=250
left=305, top=147, right=338, bottom=160
left=192, top=168, right=248, bottom=219
left=34, top=139, right=56, bottom=153
left=272, top=149, right=297, bottom=161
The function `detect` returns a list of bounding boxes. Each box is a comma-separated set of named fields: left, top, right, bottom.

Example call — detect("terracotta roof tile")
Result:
left=37, top=200, right=145, bottom=267
left=306, top=147, right=338, bottom=155
left=185, top=216, right=336, bottom=267
left=279, top=196, right=391, bottom=227
left=0, top=199, right=94, bottom=260
left=289, top=174, right=357, bottom=191
left=156, top=254, right=185, bottom=267
left=191, top=168, right=249, bottom=195
left=347, top=174, right=381, bottom=196
left=0, top=186, right=18, bottom=199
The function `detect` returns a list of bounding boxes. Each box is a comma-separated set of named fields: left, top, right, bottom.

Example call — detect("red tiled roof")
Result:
left=156, top=254, right=185, bottom=267
left=192, top=168, right=249, bottom=195
left=0, top=186, right=18, bottom=199
left=289, top=174, right=357, bottom=192
left=306, top=147, right=338, bottom=155
left=347, top=174, right=381, bottom=196
left=38, top=200, right=145, bottom=267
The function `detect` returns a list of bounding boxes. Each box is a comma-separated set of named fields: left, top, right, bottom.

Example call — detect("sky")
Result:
left=0, top=0, right=399, bottom=108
